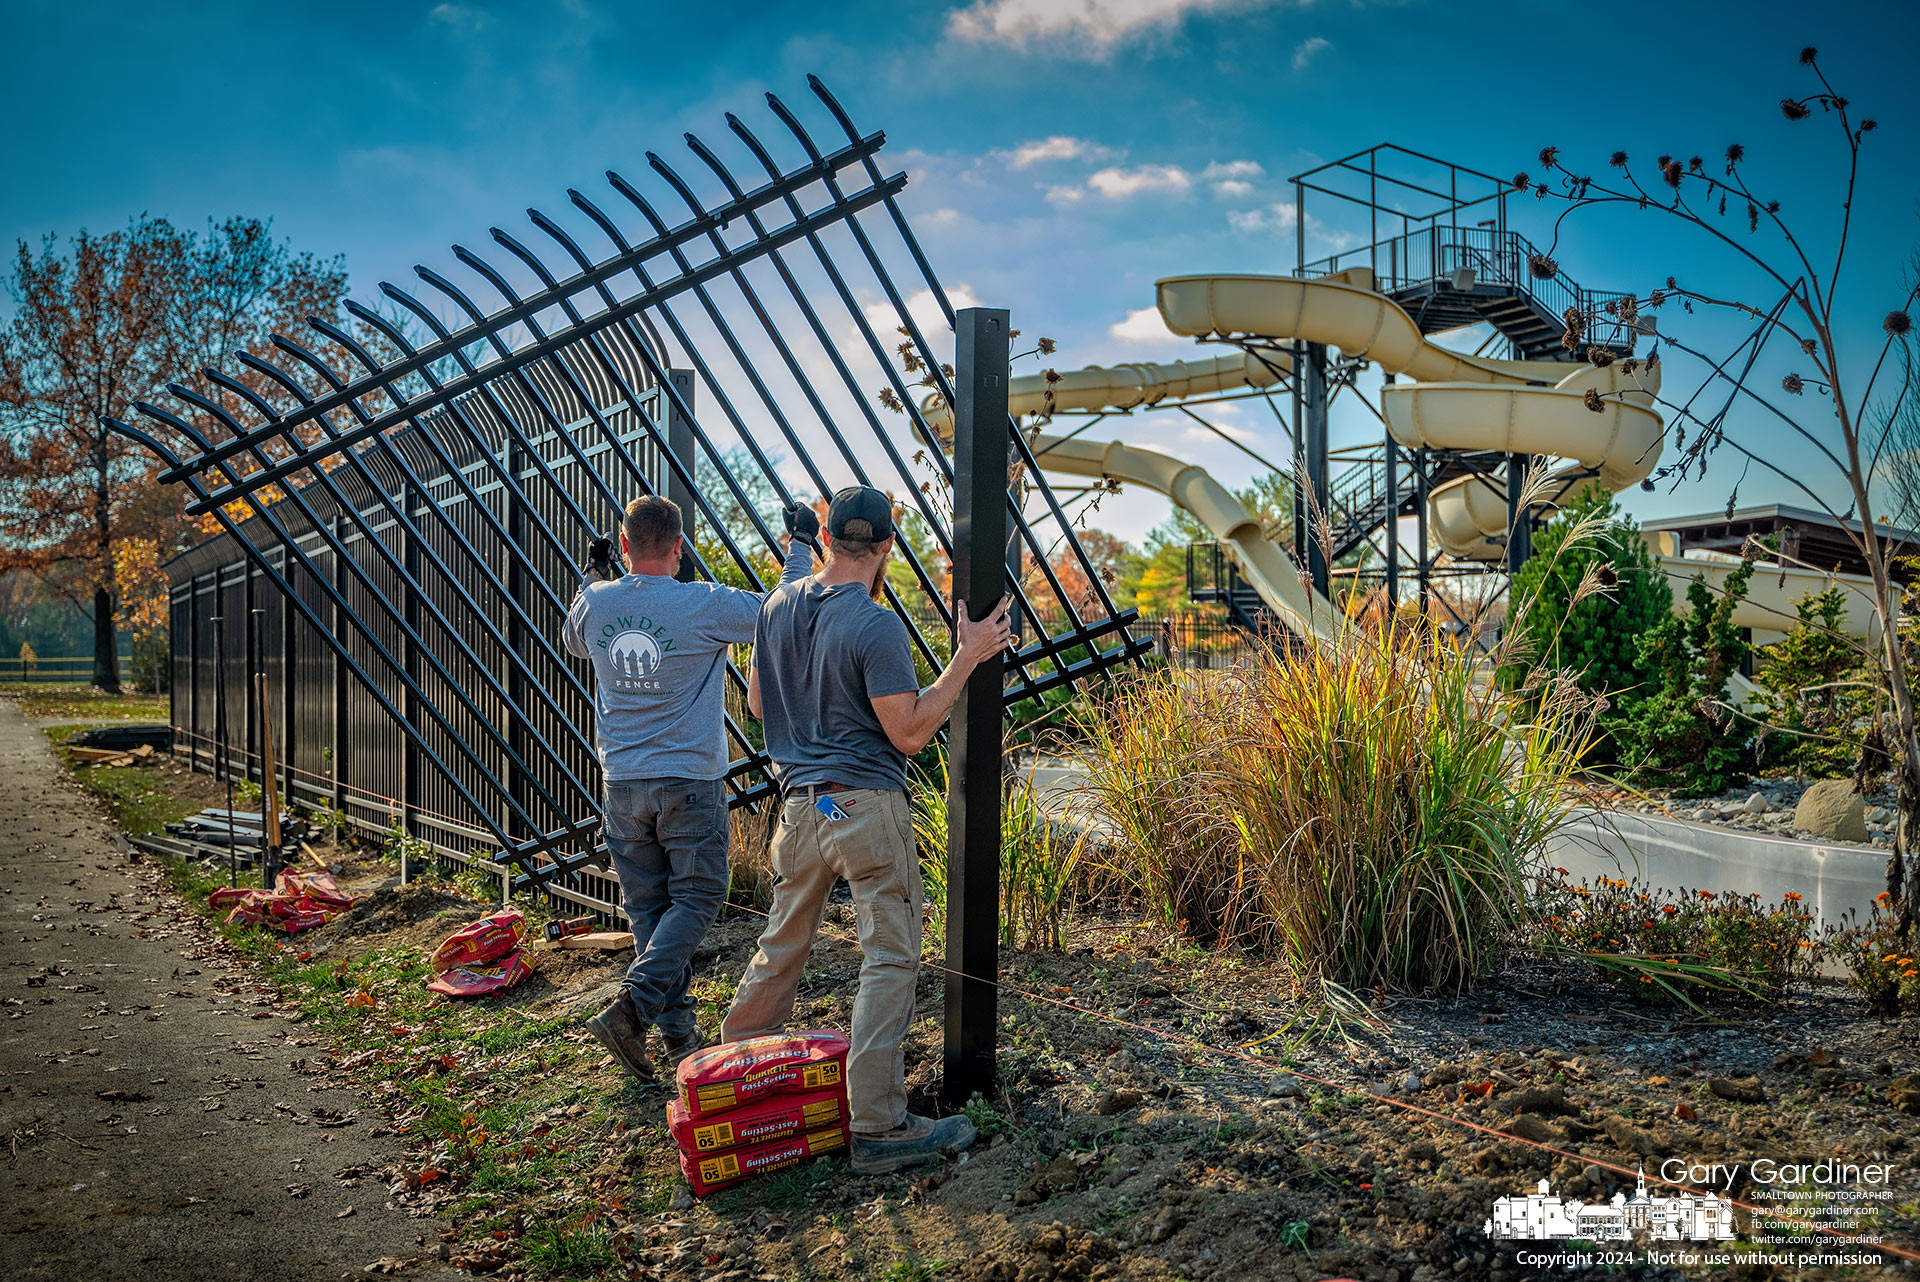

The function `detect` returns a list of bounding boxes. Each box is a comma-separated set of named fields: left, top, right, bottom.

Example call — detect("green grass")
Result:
left=145, top=857, right=690, bottom=1278
left=521, top=1222, right=618, bottom=1276
left=46, top=724, right=208, bottom=836
left=877, top=1251, right=949, bottom=1282
left=3, top=683, right=169, bottom=720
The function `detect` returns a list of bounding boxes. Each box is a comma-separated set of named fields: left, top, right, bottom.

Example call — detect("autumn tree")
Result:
left=0, top=216, right=346, bottom=689
left=1526, top=49, right=1920, bottom=924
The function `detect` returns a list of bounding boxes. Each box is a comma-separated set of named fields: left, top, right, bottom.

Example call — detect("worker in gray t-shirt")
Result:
left=723, top=485, right=1011, bottom=1175
left=562, top=494, right=813, bottom=1081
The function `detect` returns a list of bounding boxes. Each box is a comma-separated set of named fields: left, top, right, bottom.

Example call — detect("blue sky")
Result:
left=9, top=0, right=1917, bottom=546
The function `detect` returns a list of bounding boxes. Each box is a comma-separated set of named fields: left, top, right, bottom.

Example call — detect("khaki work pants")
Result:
left=721, top=787, right=922, bottom=1134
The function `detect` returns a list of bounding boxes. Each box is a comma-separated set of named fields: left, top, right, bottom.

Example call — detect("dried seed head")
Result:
left=1801, top=338, right=1818, bottom=356
left=1782, top=372, right=1804, bottom=395
left=1887, top=311, right=1913, bottom=338
left=1748, top=202, right=1759, bottom=232
left=1688, top=156, right=1704, bottom=172
left=1037, top=337, right=1057, bottom=355
left=1597, top=564, right=1618, bottom=587
left=1584, top=388, right=1605, bottom=412
left=1656, top=154, right=1672, bottom=169
left=1609, top=151, right=1629, bottom=168
left=1799, top=45, right=1819, bottom=64
left=1587, top=346, right=1616, bottom=368
left=1640, top=479, right=1656, bottom=492
left=1531, top=254, right=1559, bottom=280
left=1782, top=99, right=1811, bottom=121
left=1862, top=119, right=1879, bottom=133
left=1662, top=160, right=1684, bottom=189
left=876, top=387, right=904, bottom=413
left=1044, top=367, right=1063, bottom=384
left=1767, top=200, right=1781, bottom=213
left=1538, top=147, right=1560, bottom=169
left=1512, top=172, right=1530, bottom=191
left=1725, top=143, right=1744, bottom=166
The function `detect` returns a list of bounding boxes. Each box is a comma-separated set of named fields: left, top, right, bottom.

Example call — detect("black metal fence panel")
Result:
left=127, top=77, right=1146, bottom=900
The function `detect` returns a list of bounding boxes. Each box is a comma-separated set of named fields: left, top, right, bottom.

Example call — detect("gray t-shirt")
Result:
left=755, top=579, right=920, bottom=793
left=563, top=544, right=812, bottom=783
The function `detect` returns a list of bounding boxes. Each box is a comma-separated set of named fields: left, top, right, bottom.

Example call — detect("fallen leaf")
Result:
left=1673, top=1103, right=1697, bottom=1121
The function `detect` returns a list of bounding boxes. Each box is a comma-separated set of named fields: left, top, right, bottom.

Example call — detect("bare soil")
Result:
left=9, top=698, right=1920, bottom=1281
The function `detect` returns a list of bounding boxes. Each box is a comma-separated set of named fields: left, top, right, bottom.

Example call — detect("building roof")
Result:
left=1639, top=502, right=1920, bottom=582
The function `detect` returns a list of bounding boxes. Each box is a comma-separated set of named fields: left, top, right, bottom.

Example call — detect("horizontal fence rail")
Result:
left=123, top=76, right=1147, bottom=905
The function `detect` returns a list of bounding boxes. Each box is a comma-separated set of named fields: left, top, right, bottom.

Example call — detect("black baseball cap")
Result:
left=826, top=485, right=896, bottom=540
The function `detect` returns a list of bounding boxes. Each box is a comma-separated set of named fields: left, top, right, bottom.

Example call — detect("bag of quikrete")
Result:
left=425, top=950, right=534, bottom=998
left=428, top=910, right=526, bottom=971
left=678, top=1124, right=848, bottom=1197
left=668, top=1087, right=847, bottom=1157
left=278, top=870, right=354, bottom=909
left=674, top=1031, right=850, bottom=1120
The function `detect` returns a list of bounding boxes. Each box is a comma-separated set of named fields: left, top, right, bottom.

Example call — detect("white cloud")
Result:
left=1200, top=160, right=1263, bottom=198
left=1043, top=184, right=1086, bottom=204
left=1227, top=204, right=1295, bottom=233
left=1201, top=160, right=1263, bottom=181
left=1004, top=135, right=1114, bottom=168
left=861, top=286, right=983, bottom=349
left=946, top=0, right=1284, bottom=54
left=1225, top=202, right=1356, bottom=250
left=1087, top=164, right=1191, bottom=198
left=1291, top=35, right=1330, bottom=69
left=1110, top=306, right=1181, bottom=343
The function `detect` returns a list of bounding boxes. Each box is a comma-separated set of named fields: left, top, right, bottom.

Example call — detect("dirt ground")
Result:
left=9, top=698, right=1920, bottom=1281
left=0, top=701, right=458, bottom=1281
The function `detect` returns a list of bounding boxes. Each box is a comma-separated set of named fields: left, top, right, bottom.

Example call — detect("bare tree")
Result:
left=1522, top=48, right=1920, bottom=926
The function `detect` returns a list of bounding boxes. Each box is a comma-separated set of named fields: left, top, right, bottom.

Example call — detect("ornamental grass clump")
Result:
left=1076, top=616, right=1597, bottom=993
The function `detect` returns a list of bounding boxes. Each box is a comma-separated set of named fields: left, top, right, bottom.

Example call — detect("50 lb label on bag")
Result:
left=669, top=1088, right=846, bottom=1155
left=675, top=1030, right=850, bottom=1120
left=680, top=1124, right=848, bottom=1197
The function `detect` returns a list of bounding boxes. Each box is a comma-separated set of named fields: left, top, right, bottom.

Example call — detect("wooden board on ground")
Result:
left=546, top=931, right=632, bottom=952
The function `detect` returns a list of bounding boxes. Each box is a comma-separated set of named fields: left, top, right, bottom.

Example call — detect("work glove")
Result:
left=783, top=500, right=821, bottom=550
left=583, top=535, right=620, bottom=581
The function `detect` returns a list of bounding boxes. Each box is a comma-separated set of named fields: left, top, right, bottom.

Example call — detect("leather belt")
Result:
left=787, top=781, right=851, bottom=797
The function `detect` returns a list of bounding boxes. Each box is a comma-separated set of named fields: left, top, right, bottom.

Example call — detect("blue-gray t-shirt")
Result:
left=562, top=544, right=812, bottom=783
left=755, top=580, right=920, bottom=793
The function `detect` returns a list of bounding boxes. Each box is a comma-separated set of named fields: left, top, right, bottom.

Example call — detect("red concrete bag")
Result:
left=425, top=950, right=535, bottom=998
left=428, top=909, right=526, bottom=971
left=674, top=1030, right=850, bottom=1120
left=668, top=1086, right=847, bottom=1157
left=677, top=1123, right=849, bottom=1197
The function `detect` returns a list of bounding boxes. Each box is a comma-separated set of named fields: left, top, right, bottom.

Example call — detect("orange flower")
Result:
left=1783, top=892, right=1803, bottom=902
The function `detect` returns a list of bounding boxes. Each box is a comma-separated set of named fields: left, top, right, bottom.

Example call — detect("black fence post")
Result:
left=943, top=306, right=1009, bottom=1108
left=665, top=370, right=698, bottom=582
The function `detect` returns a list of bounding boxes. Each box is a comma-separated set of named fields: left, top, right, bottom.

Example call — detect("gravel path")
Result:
left=0, top=701, right=457, bottom=1281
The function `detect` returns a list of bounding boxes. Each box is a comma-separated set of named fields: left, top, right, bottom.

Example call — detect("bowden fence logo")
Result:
left=1485, top=1168, right=1737, bottom=1243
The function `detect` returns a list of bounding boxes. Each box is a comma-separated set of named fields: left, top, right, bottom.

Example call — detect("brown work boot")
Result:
left=661, top=1026, right=707, bottom=1069
left=849, top=1112, right=977, bottom=1175
left=586, top=993, right=655, bottom=1080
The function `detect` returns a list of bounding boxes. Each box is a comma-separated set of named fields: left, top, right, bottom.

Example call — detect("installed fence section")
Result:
left=130, top=77, right=1146, bottom=914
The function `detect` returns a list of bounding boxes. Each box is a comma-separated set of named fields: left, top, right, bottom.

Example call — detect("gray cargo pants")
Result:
left=604, top=777, right=729, bottom=1041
